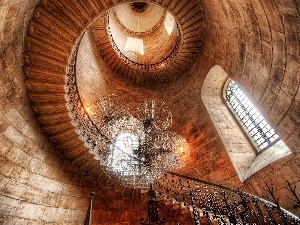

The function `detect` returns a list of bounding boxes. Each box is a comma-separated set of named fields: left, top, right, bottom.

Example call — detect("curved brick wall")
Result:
left=0, top=1, right=94, bottom=224
left=0, top=0, right=299, bottom=224
left=198, top=0, right=300, bottom=214
left=203, top=0, right=299, bottom=145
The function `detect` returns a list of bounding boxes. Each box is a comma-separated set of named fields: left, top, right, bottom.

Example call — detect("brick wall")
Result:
left=200, top=0, right=300, bottom=215
left=0, top=1, right=93, bottom=224
left=0, top=0, right=299, bottom=223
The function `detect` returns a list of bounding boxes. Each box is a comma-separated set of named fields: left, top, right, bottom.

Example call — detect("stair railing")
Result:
left=154, top=172, right=300, bottom=225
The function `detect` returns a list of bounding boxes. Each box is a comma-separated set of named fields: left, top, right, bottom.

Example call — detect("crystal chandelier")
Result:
left=65, top=41, right=188, bottom=188
left=84, top=95, right=188, bottom=188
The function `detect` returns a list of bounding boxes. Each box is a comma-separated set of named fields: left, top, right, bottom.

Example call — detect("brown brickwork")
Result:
left=0, top=0, right=299, bottom=224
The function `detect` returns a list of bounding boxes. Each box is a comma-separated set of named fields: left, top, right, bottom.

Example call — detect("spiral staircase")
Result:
left=24, top=0, right=205, bottom=189
left=21, top=0, right=300, bottom=224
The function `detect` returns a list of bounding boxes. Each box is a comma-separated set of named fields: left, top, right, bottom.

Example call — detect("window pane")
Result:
left=226, top=80, right=279, bottom=151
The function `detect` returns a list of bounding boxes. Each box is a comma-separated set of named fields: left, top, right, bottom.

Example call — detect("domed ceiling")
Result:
left=108, top=2, right=178, bottom=65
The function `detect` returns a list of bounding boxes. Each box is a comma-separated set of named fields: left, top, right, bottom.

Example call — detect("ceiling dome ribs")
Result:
left=43, top=0, right=93, bottom=26
left=171, top=0, right=189, bottom=15
left=183, top=30, right=203, bottom=41
left=49, top=128, right=77, bottom=143
left=59, top=138, right=85, bottom=153
left=89, top=165, right=102, bottom=177
left=37, top=111, right=71, bottom=125
left=25, top=1, right=101, bottom=183
left=25, top=80, right=65, bottom=93
left=176, top=1, right=198, bottom=20
left=72, top=152, right=92, bottom=165
left=43, top=123, right=72, bottom=138
left=25, top=36, right=69, bottom=60
left=24, top=58, right=65, bottom=75
left=167, top=0, right=178, bottom=12
left=179, top=6, right=201, bottom=24
left=64, top=145, right=86, bottom=158
left=73, top=154, right=112, bottom=180
left=53, top=132, right=85, bottom=146
left=28, top=21, right=74, bottom=49
left=96, top=173, right=112, bottom=185
left=98, top=0, right=109, bottom=10
left=24, top=51, right=67, bottom=69
left=80, top=158, right=99, bottom=172
left=27, top=92, right=66, bottom=103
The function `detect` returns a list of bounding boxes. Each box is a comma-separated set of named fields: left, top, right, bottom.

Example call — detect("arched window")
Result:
left=201, top=65, right=291, bottom=181
left=226, top=80, right=279, bottom=152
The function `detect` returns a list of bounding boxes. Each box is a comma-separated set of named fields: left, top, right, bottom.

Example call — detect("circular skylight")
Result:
left=130, top=2, right=149, bottom=13
left=107, top=2, right=179, bottom=65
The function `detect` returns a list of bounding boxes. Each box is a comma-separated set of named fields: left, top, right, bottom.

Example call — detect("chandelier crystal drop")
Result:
left=79, top=95, right=188, bottom=188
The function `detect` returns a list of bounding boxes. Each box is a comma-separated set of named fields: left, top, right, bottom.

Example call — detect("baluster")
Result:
left=289, top=214, right=300, bottom=225
left=263, top=182, right=289, bottom=225
left=203, top=184, right=210, bottom=212
left=241, top=195, right=263, bottom=224
left=220, top=188, right=237, bottom=225
left=210, top=186, right=221, bottom=220
left=153, top=173, right=300, bottom=224
left=231, top=191, right=246, bottom=224
left=262, top=203, right=278, bottom=225
left=203, top=184, right=215, bottom=222
left=190, top=190, right=201, bottom=225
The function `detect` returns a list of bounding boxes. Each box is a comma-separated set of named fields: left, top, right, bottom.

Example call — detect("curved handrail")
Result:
left=154, top=172, right=300, bottom=225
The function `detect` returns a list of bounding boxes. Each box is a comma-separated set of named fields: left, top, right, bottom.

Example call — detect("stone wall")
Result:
left=0, top=0, right=93, bottom=224
left=201, top=0, right=300, bottom=215
left=0, top=0, right=299, bottom=223
left=203, top=0, right=300, bottom=152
